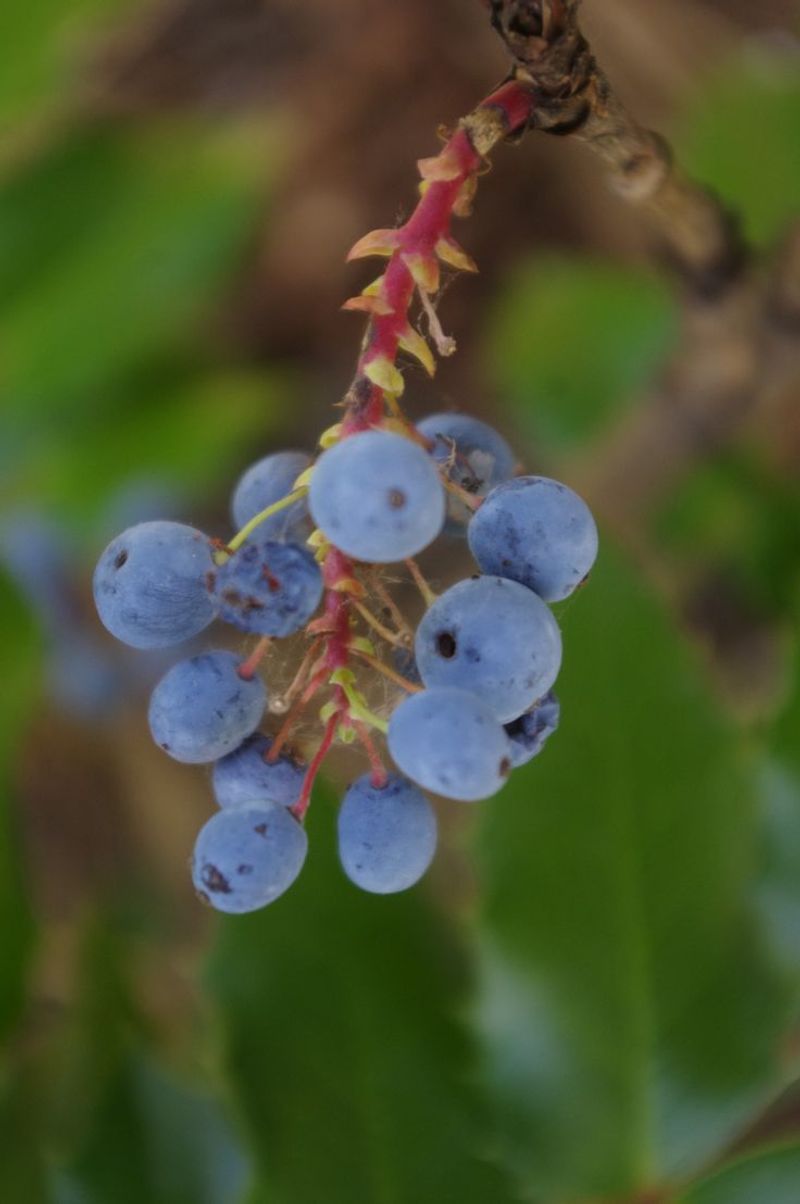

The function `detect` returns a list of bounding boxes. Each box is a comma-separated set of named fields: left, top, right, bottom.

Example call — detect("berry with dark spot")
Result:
left=414, top=575, right=562, bottom=722
left=191, top=802, right=307, bottom=913
left=93, top=521, right=214, bottom=649
left=148, top=651, right=266, bottom=764
left=208, top=539, right=323, bottom=636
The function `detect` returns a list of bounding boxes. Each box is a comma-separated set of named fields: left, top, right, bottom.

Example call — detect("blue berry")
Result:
left=418, top=412, right=514, bottom=529
left=467, top=476, right=598, bottom=602
left=388, top=687, right=512, bottom=802
left=149, top=651, right=266, bottom=763
left=94, top=521, right=214, bottom=649
left=505, top=690, right=560, bottom=767
left=337, top=772, right=437, bottom=894
left=308, top=430, right=445, bottom=563
left=208, top=539, right=323, bottom=636
left=231, top=451, right=311, bottom=540
left=192, top=802, right=307, bottom=913
left=414, top=575, right=562, bottom=723
left=213, top=733, right=305, bottom=810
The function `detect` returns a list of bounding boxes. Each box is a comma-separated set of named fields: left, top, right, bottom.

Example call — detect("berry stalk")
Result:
left=297, top=77, right=536, bottom=807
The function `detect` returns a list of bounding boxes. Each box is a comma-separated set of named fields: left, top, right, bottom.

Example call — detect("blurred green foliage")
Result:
left=1, top=10, right=799, bottom=1202
left=488, top=257, right=676, bottom=452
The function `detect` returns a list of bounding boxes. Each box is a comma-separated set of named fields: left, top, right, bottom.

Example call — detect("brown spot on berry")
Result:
left=113, top=549, right=128, bottom=569
left=436, top=631, right=457, bottom=658
left=499, top=757, right=511, bottom=777
left=201, top=864, right=231, bottom=894
left=254, top=822, right=269, bottom=837
left=261, top=566, right=282, bottom=592
left=388, top=488, right=406, bottom=510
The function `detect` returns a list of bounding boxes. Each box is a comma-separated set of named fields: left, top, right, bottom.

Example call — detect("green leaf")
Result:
left=755, top=603, right=800, bottom=974
left=61, top=1057, right=249, bottom=1204
left=0, top=123, right=266, bottom=425
left=0, top=573, right=40, bottom=1038
left=10, top=369, right=283, bottom=524
left=653, top=452, right=800, bottom=616
left=488, top=256, right=675, bottom=452
left=53, top=919, right=249, bottom=1204
left=675, top=51, right=800, bottom=245
left=0, top=1068, right=51, bottom=1204
left=206, top=798, right=514, bottom=1204
left=676, top=1142, right=800, bottom=1203
left=473, top=546, right=790, bottom=1201
left=0, top=0, right=135, bottom=137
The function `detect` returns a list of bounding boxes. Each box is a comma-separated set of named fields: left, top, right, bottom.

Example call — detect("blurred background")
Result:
left=1, top=1, right=799, bottom=1201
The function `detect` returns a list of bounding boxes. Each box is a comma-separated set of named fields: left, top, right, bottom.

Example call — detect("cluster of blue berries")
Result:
left=92, top=411, right=597, bottom=914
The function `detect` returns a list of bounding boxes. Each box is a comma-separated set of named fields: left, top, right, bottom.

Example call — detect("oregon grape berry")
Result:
left=505, top=690, right=560, bottom=767
left=337, top=772, right=437, bottom=893
left=94, top=521, right=214, bottom=649
left=231, top=451, right=312, bottom=539
left=414, top=574, right=562, bottom=722
left=468, top=476, right=598, bottom=602
left=192, top=802, right=308, bottom=913
left=388, top=686, right=512, bottom=802
left=149, top=651, right=266, bottom=763
left=213, top=733, right=305, bottom=810
left=309, top=430, right=445, bottom=562
left=207, top=539, right=323, bottom=636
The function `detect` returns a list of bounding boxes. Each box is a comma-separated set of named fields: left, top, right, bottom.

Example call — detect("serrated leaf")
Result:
left=676, top=1142, right=800, bottom=1203
left=472, top=546, right=790, bottom=1201
left=206, top=797, right=515, bottom=1204
left=489, top=256, right=676, bottom=451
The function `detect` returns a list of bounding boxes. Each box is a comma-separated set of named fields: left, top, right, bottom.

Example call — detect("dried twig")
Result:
left=488, top=0, right=747, bottom=297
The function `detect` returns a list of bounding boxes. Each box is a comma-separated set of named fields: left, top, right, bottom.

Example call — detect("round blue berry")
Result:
left=308, top=430, right=445, bottom=563
left=94, top=521, right=214, bottom=649
left=208, top=539, right=323, bottom=637
left=337, top=772, right=437, bottom=894
left=418, top=412, right=514, bottom=529
left=388, top=687, right=512, bottom=802
left=149, top=651, right=266, bottom=763
left=414, top=575, right=561, bottom=723
left=467, top=476, right=598, bottom=602
left=213, top=733, right=305, bottom=810
left=505, top=690, right=560, bottom=767
left=192, top=802, right=307, bottom=913
left=231, top=451, right=312, bottom=540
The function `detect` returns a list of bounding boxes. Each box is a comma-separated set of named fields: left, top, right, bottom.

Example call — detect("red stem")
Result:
left=353, top=720, right=389, bottom=788
left=291, top=710, right=340, bottom=821
left=279, top=78, right=535, bottom=794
